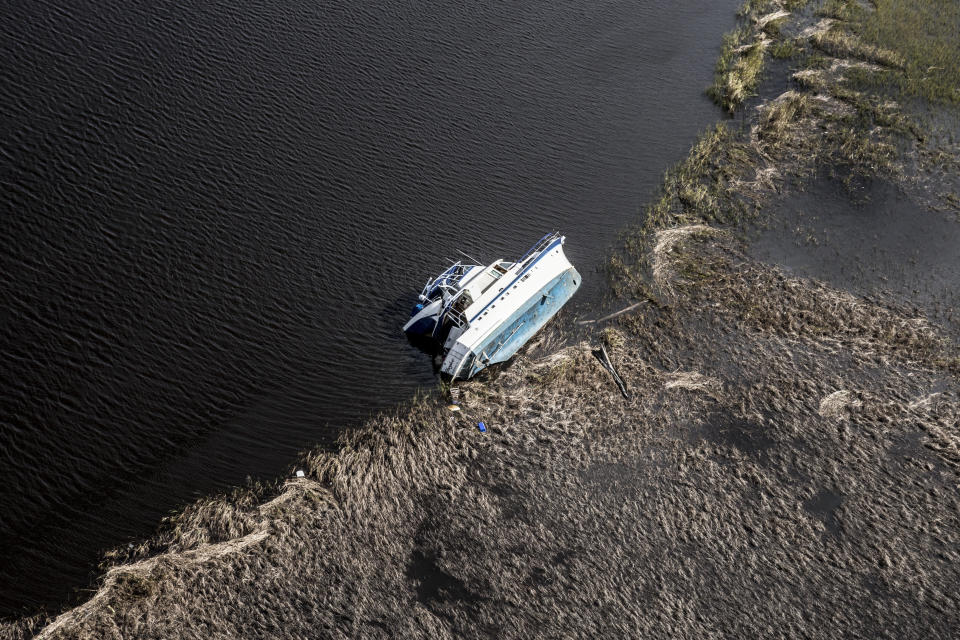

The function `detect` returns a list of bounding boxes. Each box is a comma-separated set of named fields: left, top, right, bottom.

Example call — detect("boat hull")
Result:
left=445, top=265, right=580, bottom=378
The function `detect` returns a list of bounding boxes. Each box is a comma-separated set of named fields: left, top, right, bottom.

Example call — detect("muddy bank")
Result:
left=4, top=0, right=960, bottom=637
left=748, top=173, right=960, bottom=338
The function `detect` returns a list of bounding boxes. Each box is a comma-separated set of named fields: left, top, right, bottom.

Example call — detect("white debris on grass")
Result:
left=819, top=390, right=862, bottom=418
left=664, top=371, right=721, bottom=399
left=756, top=10, right=790, bottom=29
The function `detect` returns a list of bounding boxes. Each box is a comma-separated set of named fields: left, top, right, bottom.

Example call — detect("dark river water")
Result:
left=0, top=0, right=739, bottom=616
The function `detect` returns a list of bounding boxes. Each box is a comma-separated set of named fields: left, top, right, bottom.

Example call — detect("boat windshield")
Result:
left=439, top=289, right=474, bottom=329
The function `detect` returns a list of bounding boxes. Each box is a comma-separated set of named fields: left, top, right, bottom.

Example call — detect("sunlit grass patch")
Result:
left=770, top=40, right=800, bottom=59
left=811, top=27, right=905, bottom=69
left=815, top=0, right=866, bottom=21
left=708, top=28, right=770, bottom=112
left=834, top=0, right=960, bottom=104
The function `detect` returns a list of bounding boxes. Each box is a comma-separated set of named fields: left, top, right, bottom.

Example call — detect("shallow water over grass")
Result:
left=748, top=175, right=960, bottom=338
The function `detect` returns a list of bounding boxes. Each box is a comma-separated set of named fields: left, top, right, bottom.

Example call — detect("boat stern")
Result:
left=402, top=298, right=442, bottom=337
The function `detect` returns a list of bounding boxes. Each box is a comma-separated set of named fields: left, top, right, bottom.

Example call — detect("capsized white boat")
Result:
left=403, top=232, right=581, bottom=380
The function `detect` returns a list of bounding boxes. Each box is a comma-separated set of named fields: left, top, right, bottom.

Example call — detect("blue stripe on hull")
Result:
left=467, top=266, right=581, bottom=377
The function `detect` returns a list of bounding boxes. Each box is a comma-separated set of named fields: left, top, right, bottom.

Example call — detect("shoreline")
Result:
left=5, top=0, right=960, bottom=637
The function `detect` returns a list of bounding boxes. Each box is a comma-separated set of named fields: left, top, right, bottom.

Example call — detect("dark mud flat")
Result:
left=749, top=175, right=960, bottom=338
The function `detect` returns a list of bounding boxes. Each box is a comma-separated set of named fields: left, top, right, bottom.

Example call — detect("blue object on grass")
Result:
left=477, top=421, right=486, bottom=433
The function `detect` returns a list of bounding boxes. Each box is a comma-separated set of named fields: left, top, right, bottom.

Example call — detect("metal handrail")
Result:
left=447, top=309, right=467, bottom=327
left=420, top=261, right=476, bottom=300
left=517, top=231, right=560, bottom=264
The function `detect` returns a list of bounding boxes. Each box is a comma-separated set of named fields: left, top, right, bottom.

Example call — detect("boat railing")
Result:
left=517, top=231, right=560, bottom=265
left=446, top=308, right=468, bottom=328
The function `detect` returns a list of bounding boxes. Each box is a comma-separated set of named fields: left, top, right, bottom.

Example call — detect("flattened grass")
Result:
left=811, top=27, right=905, bottom=69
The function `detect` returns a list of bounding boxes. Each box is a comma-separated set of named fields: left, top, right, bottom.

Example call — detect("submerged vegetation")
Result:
left=4, top=1, right=959, bottom=638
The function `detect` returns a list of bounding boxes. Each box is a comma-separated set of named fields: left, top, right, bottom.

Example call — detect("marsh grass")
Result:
left=709, top=0, right=816, bottom=112
left=760, top=15, right=790, bottom=37
left=708, top=28, right=770, bottom=112
left=813, top=0, right=960, bottom=104
left=608, top=125, right=757, bottom=297
left=613, top=0, right=960, bottom=338
left=770, top=40, right=800, bottom=59
left=659, top=230, right=951, bottom=362
left=757, top=91, right=813, bottom=140
left=853, top=0, right=960, bottom=104
left=811, top=28, right=905, bottom=69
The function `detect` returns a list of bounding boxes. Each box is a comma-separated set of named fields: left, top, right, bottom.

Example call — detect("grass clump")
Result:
left=761, top=16, right=789, bottom=38
left=708, top=0, right=815, bottom=111
left=113, top=571, right=160, bottom=601
left=600, top=327, right=626, bottom=350
left=709, top=28, right=770, bottom=112
left=812, top=27, right=905, bottom=69
left=770, top=40, right=800, bottom=59
left=738, top=0, right=777, bottom=16
left=816, top=0, right=866, bottom=21
left=759, top=91, right=813, bottom=136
